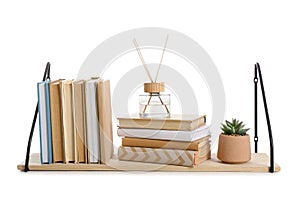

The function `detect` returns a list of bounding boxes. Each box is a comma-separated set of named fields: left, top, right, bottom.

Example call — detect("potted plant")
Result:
left=217, top=118, right=251, bottom=163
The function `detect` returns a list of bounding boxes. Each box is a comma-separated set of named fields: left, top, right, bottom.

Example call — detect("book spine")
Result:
left=45, top=81, right=53, bottom=164
left=61, top=80, right=76, bottom=163
left=73, top=81, right=87, bottom=163
left=117, top=125, right=210, bottom=142
left=118, top=146, right=195, bottom=167
left=121, top=137, right=206, bottom=150
left=85, top=80, right=100, bottom=163
left=37, top=83, right=46, bottom=164
left=49, top=81, right=65, bottom=163
left=97, top=80, right=113, bottom=164
left=118, top=115, right=206, bottom=131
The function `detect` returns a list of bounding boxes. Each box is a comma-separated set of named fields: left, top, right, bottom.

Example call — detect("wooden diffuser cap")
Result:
left=144, top=82, right=165, bottom=93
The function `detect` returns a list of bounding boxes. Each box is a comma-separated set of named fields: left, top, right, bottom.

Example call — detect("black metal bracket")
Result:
left=254, top=63, right=274, bottom=173
left=254, top=66, right=258, bottom=153
left=24, top=62, right=51, bottom=172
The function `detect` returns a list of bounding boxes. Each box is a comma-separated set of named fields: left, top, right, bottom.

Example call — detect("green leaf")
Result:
left=221, top=124, right=227, bottom=131
left=221, top=125, right=232, bottom=135
left=244, top=128, right=250, bottom=133
left=221, top=127, right=225, bottom=132
left=225, top=120, right=233, bottom=127
left=237, top=128, right=250, bottom=135
left=237, top=121, right=243, bottom=127
left=236, top=121, right=243, bottom=133
left=237, top=129, right=245, bottom=135
left=231, top=126, right=236, bottom=134
left=224, top=129, right=232, bottom=135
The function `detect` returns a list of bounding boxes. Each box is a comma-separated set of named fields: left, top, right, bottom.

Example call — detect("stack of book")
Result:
left=117, top=115, right=211, bottom=167
left=37, top=78, right=113, bottom=164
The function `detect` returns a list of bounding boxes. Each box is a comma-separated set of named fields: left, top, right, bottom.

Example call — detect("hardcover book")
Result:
left=85, top=78, right=101, bottom=163
left=73, top=80, right=88, bottom=163
left=49, top=79, right=65, bottom=163
left=97, top=80, right=113, bottom=164
left=122, top=135, right=210, bottom=151
left=118, top=144, right=211, bottom=167
left=117, top=125, right=210, bottom=142
left=37, top=80, right=53, bottom=164
left=118, top=114, right=206, bottom=131
left=61, top=80, right=76, bottom=163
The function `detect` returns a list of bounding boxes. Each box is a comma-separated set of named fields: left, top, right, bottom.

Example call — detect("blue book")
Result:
left=37, top=80, right=53, bottom=164
left=45, top=81, right=53, bottom=163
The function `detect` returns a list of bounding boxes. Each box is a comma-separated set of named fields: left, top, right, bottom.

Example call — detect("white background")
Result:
left=1, top=0, right=299, bottom=197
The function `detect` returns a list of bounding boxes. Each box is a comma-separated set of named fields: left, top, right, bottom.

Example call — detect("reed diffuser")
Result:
left=133, top=35, right=170, bottom=118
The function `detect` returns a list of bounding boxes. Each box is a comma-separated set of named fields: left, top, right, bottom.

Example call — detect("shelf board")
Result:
left=17, top=153, right=280, bottom=172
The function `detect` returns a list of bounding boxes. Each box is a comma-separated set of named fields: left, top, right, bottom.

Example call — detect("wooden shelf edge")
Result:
left=17, top=153, right=280, bottom=172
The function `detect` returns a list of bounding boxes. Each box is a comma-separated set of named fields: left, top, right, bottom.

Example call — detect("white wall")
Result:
left=0, top=1, right=299, bottom=197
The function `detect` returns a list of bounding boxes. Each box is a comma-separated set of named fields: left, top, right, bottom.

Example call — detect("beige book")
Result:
left=73, top=80, right=87, bottom=163
left=49, top=79, right=65, bottom=163
left=122, top=135, right=210, bottom=151
left=61, top=80, right=76, bottom=163
left=97, top=79, right=113, bottom=164
left=118, top=143, right=211, bottom=167
left=118, top=114, right=206, bottom=131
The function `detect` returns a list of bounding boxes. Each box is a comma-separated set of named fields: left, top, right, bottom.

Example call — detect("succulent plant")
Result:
left=221, top=118, right=250, bottom=136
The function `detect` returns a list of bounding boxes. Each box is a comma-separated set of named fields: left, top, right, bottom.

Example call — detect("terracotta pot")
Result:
left=217, top=134, right=251, bottom=163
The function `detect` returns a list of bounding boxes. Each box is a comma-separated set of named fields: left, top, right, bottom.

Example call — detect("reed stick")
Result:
left=154, top=34, right=169, bottom=82
left=133, top=38, right=153, bottom=82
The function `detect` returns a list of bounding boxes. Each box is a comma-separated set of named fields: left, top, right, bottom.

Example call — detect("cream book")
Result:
left=61, top=80, right=76, bottom=163
left=97, top=80, right=113, bottom=164
left=118, top=144, right=211, bottom=167
left=117, top=125, right=210, bottom=142
left=73, top=80, right=87, bottom=163
left=122, top=135, right=210, bottom=151
left=85, top=78, right=100, bottom=163
left=49, top=79, right=65, bottom=163
left=118, top=114, right=206, bottom=131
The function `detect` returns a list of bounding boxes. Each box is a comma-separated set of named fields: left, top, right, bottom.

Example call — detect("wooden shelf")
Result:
left=17, top=153, right=280, bottom=172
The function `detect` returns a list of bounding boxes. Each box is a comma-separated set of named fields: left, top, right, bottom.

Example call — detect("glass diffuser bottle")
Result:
left=133, top=35, right=170, bottom=118
left=139, top=82, right=170, bottom=118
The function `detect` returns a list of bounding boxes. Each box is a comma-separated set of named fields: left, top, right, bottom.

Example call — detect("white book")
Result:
left=117, top=125, right=210, bottom=142
left=85, top=78, right=100, bottom=163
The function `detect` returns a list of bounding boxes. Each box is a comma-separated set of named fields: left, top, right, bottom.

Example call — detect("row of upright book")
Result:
left=117, top=115, right=211, bottom=167
left=37, top=77, right=113, bottom=164
left=37, top=77, right=211, bottom=167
